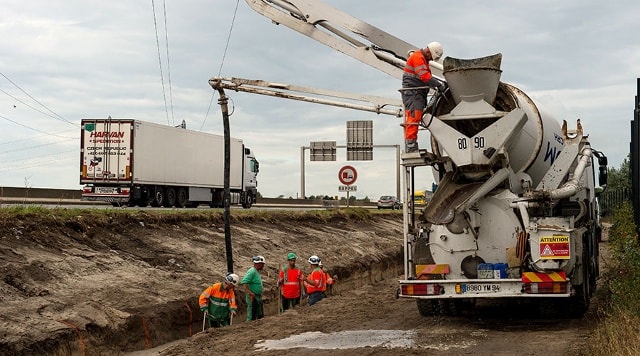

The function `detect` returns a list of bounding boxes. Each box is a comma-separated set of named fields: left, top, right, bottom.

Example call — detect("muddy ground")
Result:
left=0, top=208, right=608, bottom=355
left=0, top=208, right=404, bottom=355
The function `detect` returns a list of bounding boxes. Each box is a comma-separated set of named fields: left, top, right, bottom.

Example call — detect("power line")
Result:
left=0, top=137, right=77, bottom=156
left=151, top=0, right=170, bottom=126
left=217, top=0, right=240, bottom=78
left=0, top=114, right=77, bottom=138
left=0, top=150, right=76, bottom=172
left=0, top=71, right=76, bottom=127
left=162, top=0, right=175, bottom=125
left=0, top=127, right=76, bottom=147
left=201, top=0, right=240, bottom=131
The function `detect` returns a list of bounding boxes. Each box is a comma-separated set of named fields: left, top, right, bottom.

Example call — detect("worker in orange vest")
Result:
left=319, top=261, right=337, bottom=297
left=401, top=41, right=445, bottom=153
left=277, top=252, right=304, bottom=312
left=304, top=255, right=325, bottom=306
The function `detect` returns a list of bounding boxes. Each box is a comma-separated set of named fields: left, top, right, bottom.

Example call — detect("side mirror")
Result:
left=592, top=149, right=608, bottom=190
left=598, top=166, right=608, bottom=187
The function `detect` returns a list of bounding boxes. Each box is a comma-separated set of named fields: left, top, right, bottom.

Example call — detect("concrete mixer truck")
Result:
left=220, top=0, right=607, bottom=317
left=398, top=54, right=607, bottom=317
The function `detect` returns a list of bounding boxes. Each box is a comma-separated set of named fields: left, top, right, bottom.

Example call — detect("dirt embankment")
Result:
left=0, top=208, right=403, bottom=355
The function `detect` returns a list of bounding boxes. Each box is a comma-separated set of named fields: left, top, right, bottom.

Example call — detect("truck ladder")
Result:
left=401, top=151, right=435, bottom=279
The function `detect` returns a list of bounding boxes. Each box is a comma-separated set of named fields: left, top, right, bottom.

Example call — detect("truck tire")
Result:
left=150, top=187, right=165, bottom=207
left=565, top=237, right=591, bottom=318
left=164, top=187, right=176, bottom=207
left=175, top=188, right=188, bottom=208
left=242, top=193, right=254, bottom=209
left=416, top=299, right=439, bottom=316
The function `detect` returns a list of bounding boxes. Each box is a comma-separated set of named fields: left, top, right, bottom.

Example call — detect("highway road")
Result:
left=0, top=187, right=376, bottom=209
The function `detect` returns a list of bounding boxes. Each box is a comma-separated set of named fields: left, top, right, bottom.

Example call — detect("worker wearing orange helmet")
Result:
left=401, top=41, right=446, bottom=153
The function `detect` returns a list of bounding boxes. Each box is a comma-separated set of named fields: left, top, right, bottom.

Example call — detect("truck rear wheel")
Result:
left=150, top=187, right=165, bottom=207
left=175, top=188, right=188, bottom=208
left=565, top=235, right=591, bottom=318
left=164, top=187, right=176, bottom=207
left=416, top=299, right=439, bottom=316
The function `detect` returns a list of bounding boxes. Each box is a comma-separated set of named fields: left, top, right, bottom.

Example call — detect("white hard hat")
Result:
left=252, top=255, right=266, bottom=264
left=426, top=42, right=443, bottom=61
left=225, top=273, right=239, bottom=286
left=308, top=255, right=320, bottom=265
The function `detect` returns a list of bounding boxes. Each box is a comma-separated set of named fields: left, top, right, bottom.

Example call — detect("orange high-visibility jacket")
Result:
left=321, top=271, right=334, bottom=292
left=305, top=268, right=325, bottom=294
left=403, top=49, right=433, bottom=83
left=279, top=267, right=303, bottom=299
left=198, top=282, right=237, bottom=315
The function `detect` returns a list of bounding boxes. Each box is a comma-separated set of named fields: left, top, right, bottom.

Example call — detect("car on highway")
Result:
left=377, top=195, right=401, bottom=210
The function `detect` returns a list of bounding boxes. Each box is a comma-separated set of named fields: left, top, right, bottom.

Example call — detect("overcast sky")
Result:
left=1, top=0, right=638, bottom=200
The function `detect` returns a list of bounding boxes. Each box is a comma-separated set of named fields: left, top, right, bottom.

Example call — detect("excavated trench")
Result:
left=0, top=210, right=405, bottom=356
left=31, top=253, right=404, bottom=356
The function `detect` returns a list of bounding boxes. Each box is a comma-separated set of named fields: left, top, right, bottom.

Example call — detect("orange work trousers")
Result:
left=404, top=109, right=423, bottom=140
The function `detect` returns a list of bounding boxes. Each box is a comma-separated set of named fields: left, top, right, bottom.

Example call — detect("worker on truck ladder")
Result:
left=401, top=41, right=445, bottom=153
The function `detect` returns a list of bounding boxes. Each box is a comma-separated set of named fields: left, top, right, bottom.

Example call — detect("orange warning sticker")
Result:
left=539, top=234, right=570, bottom=260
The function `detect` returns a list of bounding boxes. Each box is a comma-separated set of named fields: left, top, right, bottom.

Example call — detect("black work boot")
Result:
left=405, top=139, right=419, bottom=153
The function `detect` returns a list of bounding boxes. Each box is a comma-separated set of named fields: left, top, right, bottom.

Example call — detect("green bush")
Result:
left=607, top=202, right=640, bottom=315
left=585, top=202, right=640, bottom=356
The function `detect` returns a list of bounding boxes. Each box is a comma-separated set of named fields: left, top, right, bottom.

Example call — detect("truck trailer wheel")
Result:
left=242, top=193, right=254, bottom=209
left=164, top=187, right=177, bottom=207
left=175, top=188, right=188, bottom=208
left=150, top=187, right=165, bottom=207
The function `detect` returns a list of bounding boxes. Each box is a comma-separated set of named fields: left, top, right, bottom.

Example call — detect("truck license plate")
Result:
left=462, top=283, right=501, bottom=293
left=96, top=187, right=118, bottom=194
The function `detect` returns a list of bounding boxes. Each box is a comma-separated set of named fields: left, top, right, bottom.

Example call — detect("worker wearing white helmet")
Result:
left=198, top=272, right=239, bottom=328
left=304, top=255, right=325, bottom=306
left=401, top=41, right=446, bottom=153
left=241, top=255, right=266, bottom=321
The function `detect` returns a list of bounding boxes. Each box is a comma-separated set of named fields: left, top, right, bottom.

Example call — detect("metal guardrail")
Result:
left=0, top=187, right=377, bottom=208
left=0, top=187, right=82, bottom=200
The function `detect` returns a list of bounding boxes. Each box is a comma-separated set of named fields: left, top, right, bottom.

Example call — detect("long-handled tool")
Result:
left=201, top=311, right=208, bottom=332
left=277, top=263, right=282, bottom=314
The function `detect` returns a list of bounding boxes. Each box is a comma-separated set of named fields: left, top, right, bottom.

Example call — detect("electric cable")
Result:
left=151, top=0, right=171, bottom=125
left=200, top=0, right=240, bottom=131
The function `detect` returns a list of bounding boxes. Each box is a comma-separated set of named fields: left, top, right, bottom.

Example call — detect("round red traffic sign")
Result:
left=338, top=165, right=357, bottom=186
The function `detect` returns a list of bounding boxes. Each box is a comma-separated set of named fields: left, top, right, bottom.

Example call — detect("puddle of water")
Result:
left=254, top=329, right=415, bottom=351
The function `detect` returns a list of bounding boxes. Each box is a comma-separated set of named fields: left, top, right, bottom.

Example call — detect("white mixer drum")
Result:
left=499, top=83, right=564, bottom=186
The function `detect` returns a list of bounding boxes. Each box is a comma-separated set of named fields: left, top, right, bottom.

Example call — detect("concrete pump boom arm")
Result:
left=244, top=0, right=443, bottom=79
left=209, top=77, right=404, bottom=117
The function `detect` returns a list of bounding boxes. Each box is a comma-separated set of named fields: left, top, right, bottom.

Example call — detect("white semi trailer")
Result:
left=80, top=118, right=259, bottom=208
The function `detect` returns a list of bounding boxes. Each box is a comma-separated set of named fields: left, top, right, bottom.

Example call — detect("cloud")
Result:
left=0, top=0, right=636, bottom=199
